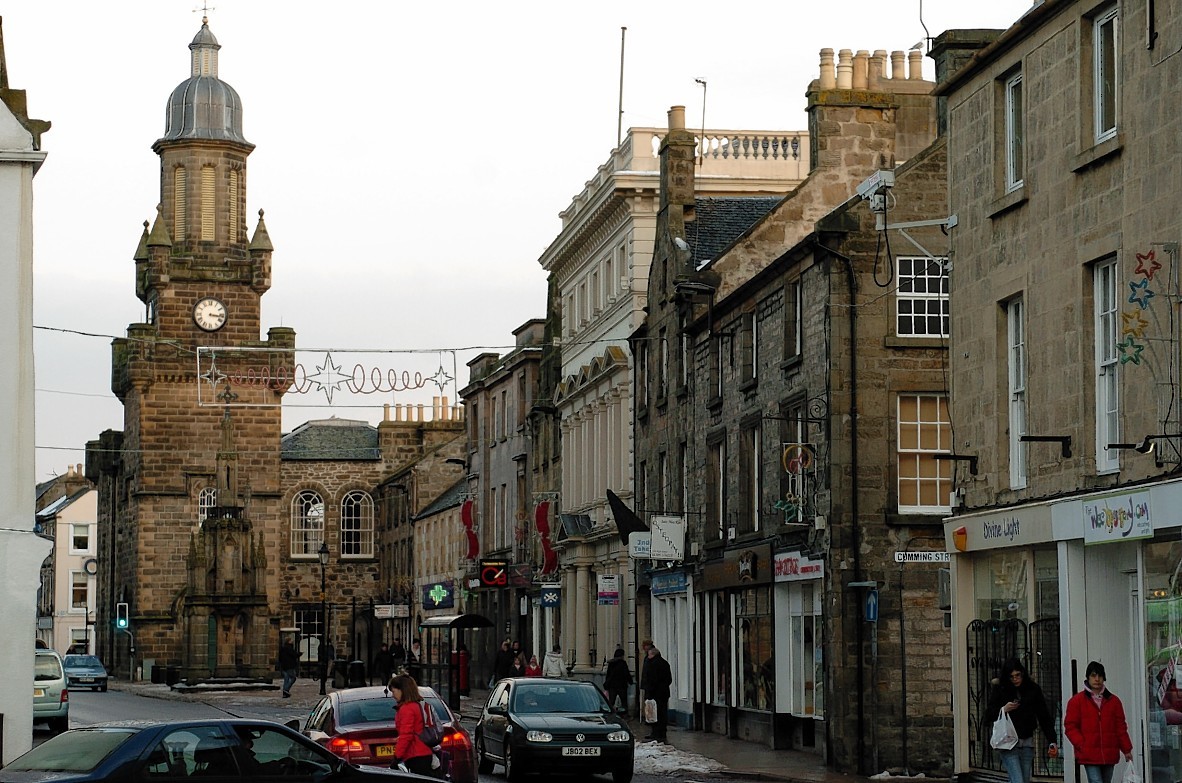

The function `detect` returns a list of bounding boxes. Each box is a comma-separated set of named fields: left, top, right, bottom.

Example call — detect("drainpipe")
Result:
left=813, top=240, right=863, bottom=773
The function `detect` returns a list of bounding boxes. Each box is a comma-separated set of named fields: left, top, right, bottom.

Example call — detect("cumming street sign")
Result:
left=894, top=551, right=951, bottom=563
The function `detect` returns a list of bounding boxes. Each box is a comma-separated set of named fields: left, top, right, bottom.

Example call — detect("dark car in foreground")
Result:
left=474, top=678, right=634, bottom=783
left=63, top=655, right=109, bottom=692
left=0, top=718, right=438, bottom=783
left=295, top=685, right=476, bottom=783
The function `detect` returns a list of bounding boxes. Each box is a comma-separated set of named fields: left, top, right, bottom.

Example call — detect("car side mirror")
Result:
left=284, top=719, right=301, bottom=730
left=487, top=704, right=506, bottom=716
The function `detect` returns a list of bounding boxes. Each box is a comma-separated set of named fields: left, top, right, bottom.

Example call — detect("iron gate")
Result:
left=967, top=618, right=1063, bottom=777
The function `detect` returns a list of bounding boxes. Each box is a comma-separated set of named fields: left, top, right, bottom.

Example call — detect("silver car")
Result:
left=33, top=649, right=69, bottom=733
left=63, top=654, right=109, bottom=692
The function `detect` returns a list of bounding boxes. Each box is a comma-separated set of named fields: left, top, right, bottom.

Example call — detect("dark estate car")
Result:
left=0, top=719, right=438, bottom=783
left=474, top=678, right=634, bottom=783
left=63, top=655, right=109, bottom=692
left=295, top=685, right=477, bottom=783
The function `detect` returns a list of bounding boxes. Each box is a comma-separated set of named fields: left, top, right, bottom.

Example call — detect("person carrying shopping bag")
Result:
left=985, top=657, right=1058, bottom=783
left=388, top=674, right=436, bottom=776
left=1065, top=661, right=1133, bottom=783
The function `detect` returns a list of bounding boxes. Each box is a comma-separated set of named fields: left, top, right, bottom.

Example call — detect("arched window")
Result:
left=291, top=490, right=325, bottom=556
left=340, top=491, right=374, bottom=558
left=198, top=486, right=217, bottom=525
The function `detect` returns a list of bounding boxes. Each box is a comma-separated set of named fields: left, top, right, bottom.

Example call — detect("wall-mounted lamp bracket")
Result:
left=1018, top=435, right=1072, bottom=459
left=933, top=453, right=978, bottom=476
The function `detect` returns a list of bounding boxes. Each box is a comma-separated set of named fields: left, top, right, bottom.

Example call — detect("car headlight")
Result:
left=607, top=730, right=632, bottom=742
left=525, top=731, right=553, bottom=742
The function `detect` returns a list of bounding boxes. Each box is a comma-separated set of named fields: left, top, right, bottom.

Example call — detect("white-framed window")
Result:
left=290, top=490, right=325, bottom=557
left=340, top=491, right=374, bottom=558
left=784, top=279, right=802, bottom=360
left=897, top=394, right=953, bottom=513
left=70, top=523, right=91, bottom=554
left=1005, top=71, right=1024, bottom=191
left=897, top=257, right=950, bottom=337
left=71, top=571, right=88, bottom=610
left=1096, top=259, right=1120, bottom=471
left=198, top=486, right=217, bottom=524
left=1008, top=298, right=1028, bottom=489
left=787, top=580, right=823, bottom=717
left=1094, top=6, right=1119, bottom=143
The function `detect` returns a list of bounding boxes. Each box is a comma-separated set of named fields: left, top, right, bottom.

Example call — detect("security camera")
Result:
left=673, top=237, right=690, bottom=252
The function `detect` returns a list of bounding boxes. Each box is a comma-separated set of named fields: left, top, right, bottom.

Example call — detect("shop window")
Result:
left=707, top=593, right=730, bottom=705
left=1144, top=538, right=1182, bottom=781
left=737, top=586, right=773, bottom=711
left=788, top=581, right=823, bottom=717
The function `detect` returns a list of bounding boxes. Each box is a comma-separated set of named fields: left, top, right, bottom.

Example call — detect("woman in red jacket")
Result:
left=389, top=674, right=436, bottom=775
left=1064, top=661, right=1133, bottom=783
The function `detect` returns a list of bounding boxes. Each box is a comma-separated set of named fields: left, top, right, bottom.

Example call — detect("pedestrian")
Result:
left=510, top=653, right=526, bottom=678
left=511, top=640, right=524, bottom=662
left=1065, top=661, right=1133, bottom=783
left=493, top=640, right=515, bottom=682
left=457, top=643, right=471, bottom=696
left=391, top=639, right=407, bottom=673
left=640, top=644, right=672, bottom=742
left=406, top=638, right=422, bottom=682
left=542, top=644, right=566, bottom=677
left=372, top=643, right=394, bottom=686
left=388, top=674, right=436, bottom=776
left=638, top=639, right=653, bottom=716
left=524, top=655, right=543, bottom=677
left=985, top=658, right=1057, bottom=783
left=604, top=648, right=633, bottom=716
left=277, top=640, right=300, bottom=699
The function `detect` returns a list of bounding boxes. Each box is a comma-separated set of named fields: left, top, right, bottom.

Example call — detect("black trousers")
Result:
left=651, top=697, right=669, bottom=738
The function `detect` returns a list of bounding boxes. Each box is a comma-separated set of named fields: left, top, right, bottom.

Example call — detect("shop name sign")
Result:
left=774, top=551, right=824, bottom=582
left=1083, top=489, right=1153, bottom=544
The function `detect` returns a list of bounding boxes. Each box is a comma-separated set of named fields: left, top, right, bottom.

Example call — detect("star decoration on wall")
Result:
left=1117, top=335, right=1146, bottom=365
left=1121, top=309, right=1150, bottom=338
left=305, top=352, right=351, bottom=404
left=1129, top=278, right=1156, bottom=310
left=1135, top=250, right=1162, bottom=281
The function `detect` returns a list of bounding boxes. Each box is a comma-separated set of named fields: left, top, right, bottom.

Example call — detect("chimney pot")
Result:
left=819, top=48, right=836, bottom=89
left=853, top=50, right=869, bottom=90
left=908, top=49, right=923, bottom=79
left=837, top=49, right=853, bottom=90
left=891, top=50, right=906, bottom=80
left=668, top=105, right=686, bottom=131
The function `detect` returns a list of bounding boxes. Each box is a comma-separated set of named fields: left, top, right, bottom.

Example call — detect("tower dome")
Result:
left=157, top=17, right=250, bottom=146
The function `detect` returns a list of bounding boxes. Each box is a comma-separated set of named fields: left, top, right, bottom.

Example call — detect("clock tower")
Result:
left=104, top=17, right=295, bottom=679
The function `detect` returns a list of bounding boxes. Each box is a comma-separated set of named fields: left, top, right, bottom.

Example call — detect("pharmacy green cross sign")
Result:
left=429, top=584, right=448, bottom=604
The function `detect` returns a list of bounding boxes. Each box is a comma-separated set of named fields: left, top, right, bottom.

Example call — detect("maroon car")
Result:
left=296, top=685, right=476, bottom=783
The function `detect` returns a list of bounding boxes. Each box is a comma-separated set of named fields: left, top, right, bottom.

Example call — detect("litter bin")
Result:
left=151, top=664, right=164, bottom=684
left=333, top=658, right=348, bottom=689
left=347, top=660, right=366, bottom=688
left=165, top=666, right=180, bottom=686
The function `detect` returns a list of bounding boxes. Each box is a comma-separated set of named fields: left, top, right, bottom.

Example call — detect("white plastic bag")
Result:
left=990, top=709, right=1019, bottom=750
left=1123, top=765, right=1142, bottom=783
left=642, top=699, right=658, bottom=724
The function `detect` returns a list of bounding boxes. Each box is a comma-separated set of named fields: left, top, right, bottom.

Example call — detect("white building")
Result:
left=36, top=480, right=99, bottom=654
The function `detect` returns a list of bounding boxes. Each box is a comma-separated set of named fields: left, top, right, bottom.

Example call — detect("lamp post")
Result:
left=319, top=541, right=329, bottom=696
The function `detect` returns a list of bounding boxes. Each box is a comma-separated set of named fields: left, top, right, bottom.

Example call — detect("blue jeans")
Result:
left=282, top=668, right=297, bottom=694
left=999, top=743, right=1035, bottom=783
left=1083, top=765, right=1116, bottom=783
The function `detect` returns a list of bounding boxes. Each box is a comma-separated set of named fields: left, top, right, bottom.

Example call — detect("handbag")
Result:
left=642, top=699, right=658, bottom=724
left=990, top=709, right=1019, bottom=750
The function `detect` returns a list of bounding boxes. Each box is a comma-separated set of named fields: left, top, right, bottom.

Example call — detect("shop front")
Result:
left=772, top=550, right=824, bottom=753
left=947, top=478, right=1182, bottom=783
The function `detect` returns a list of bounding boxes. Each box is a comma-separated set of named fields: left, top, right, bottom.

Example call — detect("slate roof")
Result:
left=687, top=196, right=783, bottom=265
left=35, top=487, right=92, bottom=520
left=414, top=479, right=468, bottom=520
left=281, top=418, right=380, bottom=461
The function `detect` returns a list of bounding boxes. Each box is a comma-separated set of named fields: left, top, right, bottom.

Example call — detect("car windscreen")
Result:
left=34, top=655, right=63, bottom=680
left=511, top=684, right=609, bottom=714
left=337, top=698, right=396, bottom=726
left=6, top=729, right=138, bottom=772
left=64, top=655, right=103, bottom=668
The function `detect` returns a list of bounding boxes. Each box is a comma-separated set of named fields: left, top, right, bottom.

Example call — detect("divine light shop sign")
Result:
left=1083, top=489, right=1153, bottom=544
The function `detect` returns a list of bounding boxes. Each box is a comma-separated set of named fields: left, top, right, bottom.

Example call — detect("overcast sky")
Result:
left=4, top=0, right=1035, bottom=482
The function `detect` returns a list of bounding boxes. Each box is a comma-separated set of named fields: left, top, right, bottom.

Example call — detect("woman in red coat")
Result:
left=389, top=674, right=435, bottom=775
left=1064, top=661, right=1133, bottom=783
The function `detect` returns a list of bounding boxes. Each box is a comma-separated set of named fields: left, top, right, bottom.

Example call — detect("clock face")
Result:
left=193, top=297, right=227, bottom=331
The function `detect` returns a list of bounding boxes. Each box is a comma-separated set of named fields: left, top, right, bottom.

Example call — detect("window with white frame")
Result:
left=784, top=279, right=802, bottom=360
left=71, top=571, right=88, bottom=609
left=295, top=608, right=324, bottom=663
left=897, top=257, right=950, bottom=337
left=340, top=491, right=374, bottom=558
left=71, top=523, right=91, bottom=554
left=1096, top=259, right=1120, bottom=471
left=1005, top=71, right=1024, bottom=191
left=1008, top=298, right=1028, bottom=489
left=198, top=486, right=216, bottom=524
left=1094, top=6, right=1119, bottom=143
left=897, top=394, right=953, bottom=512
left=788, top=580, right=823, bottom=717
left=291, top=490, right=325, bottom=556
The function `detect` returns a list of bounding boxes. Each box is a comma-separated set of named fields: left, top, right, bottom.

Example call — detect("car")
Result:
left=63, top=654, right=109, bottom=692
left=0, top=718, right=440, bottom=783
left=295, top=684, right=477, bottom=783
left=33, top=649, right=69, bottom=733
left=474, top=678, right=634, bottom=783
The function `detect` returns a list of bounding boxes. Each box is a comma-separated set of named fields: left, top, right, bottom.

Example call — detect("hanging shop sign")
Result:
left=1083, top=488, right=1153, bottom=545
left=479, top=559, right=509, bottom=588
left=649, top=515, right=686, bottom=560
left=421, top=581, right=455, bottom=609
left=539, top=586, right=561, bottom=607
left=597, top=574, right=620, bottom=605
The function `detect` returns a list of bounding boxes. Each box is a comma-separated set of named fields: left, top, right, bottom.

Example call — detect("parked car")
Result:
left=474, top=678, right=634, bottom=783
left=0, top=719, right=440, bottom=783
left=63, top=654, right=109, bottom=692
left=33, top=649, right=69, bottom=733
left=294, top=685, right=476, bottom=783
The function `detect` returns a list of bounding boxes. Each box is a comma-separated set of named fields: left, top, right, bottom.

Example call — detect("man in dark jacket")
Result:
left=372, top=643, right=394, bottom=686
left=277, top=641, right=300, bottom=698
left=640, top=645, right=672, bottom=742
left=604, top=648, right=633, bottom=716
left=493, top=639, right=516, bottom=683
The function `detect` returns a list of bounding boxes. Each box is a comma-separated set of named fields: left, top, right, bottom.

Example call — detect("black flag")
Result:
left=606, top=489, right=648, bottom=546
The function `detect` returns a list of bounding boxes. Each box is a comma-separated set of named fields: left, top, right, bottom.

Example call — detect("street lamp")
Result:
left=319, top=541, right=329, bottom=696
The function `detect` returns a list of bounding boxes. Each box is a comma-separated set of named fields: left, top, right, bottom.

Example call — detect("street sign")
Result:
left=865, top=588, right=879, bottom=622
left=894, top=551, right=951, bottom=563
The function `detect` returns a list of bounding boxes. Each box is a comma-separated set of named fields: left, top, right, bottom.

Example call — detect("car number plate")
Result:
left=561, top=747, right=600, bottom=757
left=374, top=745, right=396, bottom=758
left=79, top=677, right=95, bottom=682
left=34, top=688, right=45, bottom=697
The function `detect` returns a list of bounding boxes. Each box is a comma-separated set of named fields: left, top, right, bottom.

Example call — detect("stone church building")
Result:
left=86, top=18, right=464, bottom=682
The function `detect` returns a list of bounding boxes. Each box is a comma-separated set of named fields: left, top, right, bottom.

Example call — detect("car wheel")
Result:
left=48, top=716, right=68, bottom=734
left=100, top=683, right=108, bottom=692
left=476, top=733, right=495, bottom=775
left=612, top=765, right=633, bottom=783
left=503, top=742, right=524, bottom=783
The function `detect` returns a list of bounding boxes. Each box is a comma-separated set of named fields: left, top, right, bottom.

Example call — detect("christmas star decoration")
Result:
left=200, top=354, right=228, bottom=394
left=1136, top=250, right=1162, bottom=281
left=1117, top=335, right=1146, bottom=365
left=427, top=363, right=453, bottom=393
left=1129, top=278, right=1156, bottom=310
left=306, top=352, right=351, bottom=404
left=1121, top=309, right=1150, bottom=338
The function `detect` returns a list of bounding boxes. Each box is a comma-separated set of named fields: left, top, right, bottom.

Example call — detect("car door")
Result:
left=229, top=724, right=337, bottom=782
left=139, top=724, right=240, bottom=782
left=483, top=682, right=511, bottom=758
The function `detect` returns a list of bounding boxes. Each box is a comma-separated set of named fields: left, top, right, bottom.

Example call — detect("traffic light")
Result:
left=115, top=602, right=129, bottom=630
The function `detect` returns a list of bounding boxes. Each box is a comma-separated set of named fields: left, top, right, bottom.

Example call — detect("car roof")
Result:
left=75, top=718, right=285, bottom=731
left=331, top=685, right=440, bottom=704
